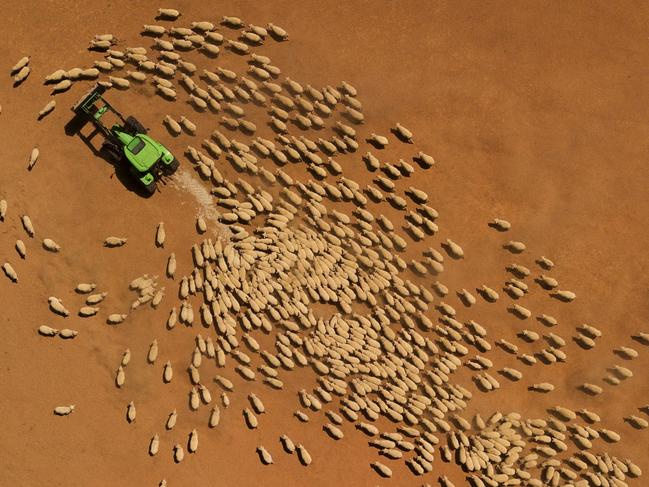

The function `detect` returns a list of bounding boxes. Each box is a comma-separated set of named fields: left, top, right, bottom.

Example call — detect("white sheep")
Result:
left=13, top=66, right=31, bottom=84
left=256, top=446, right=273, bottom=465
left=267, top=23, right=289, bottom=40
left=38, top=325, right=59, bottom=336
left=104, top=236, right=127, bottom=247
left=147, top=339, right=158, bottom=364
left=38, top=100, right=56, bottom=119
left=79, top=306, right=99, bottom=317
left=51, top=79, right=72, bottom=94
left=43, top=238, right=61, bottom=252
left=149, top=434, right=159, bottom=456
left=142, top=24, right=166, bottom=35
left=393, top=123, right=413, bottom=143
left=22, top=215, right=35, bottom=236
left=157, top=8, right=180, bottom=19
left=48, top=297, right=69, bottom=316
left=188, top=429, right=199, bottom=453
left=126, top=401, right=136, bottom=423
left=15, top=240, right=26, bottom=259
left=296, top=443, right=312, bottom=466
left=53, top=405, right=75, bottom=416
left=107, top=313, right=127, bottom=324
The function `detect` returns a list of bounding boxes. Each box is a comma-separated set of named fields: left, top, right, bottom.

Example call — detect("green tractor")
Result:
left=71, top=84, right=179, bottom=194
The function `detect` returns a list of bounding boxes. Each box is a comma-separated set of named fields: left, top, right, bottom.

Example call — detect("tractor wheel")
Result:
left=143, top=181, right=157, bottom=195
left=124, top=116, right=147, bottom=135
left=101, top=140, right=123, bottom=162
left=165, top=157, right=180, bottom=175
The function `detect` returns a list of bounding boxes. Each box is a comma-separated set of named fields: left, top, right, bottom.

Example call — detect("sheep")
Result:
left=529, top=383, right=555, bottom=393
left=11, top=56, right=30, bottom=75
left=81, top=68, right=99, bottom=79
left=600, top=429, right=621, bottom=443
left=227, top=40, right=249, bottom=54
left=166, top=253, right=176, bottom=278
left=257, top=446, right=274, bottom=465
left=51, top=79, right=72, bottom=94
left=22, top=215, right=35, bottom=236
left=126, top=401, right=136, bottom=423
left=106, top=57, right=125, bottom=68
left=38, top=100, right=56, bottom=120
left=0, top=199, right=6, bottom=220
left=221, top=15, right=243, bottom=28
left=296, top=444, right=312, bottom=466
left=406, top=186, right=428, bottom=204
left=177, top=115, right=196, bottom=135
left=616, top=346, right=638, bottom=359
left=43, top=238, right=61, bottom=252
left=553, top=290, right=576, bottom=302
left=267, top=23, right=289, bottom=40
left=188, top=386, right=201, bottom=410
left=344, top=106, right=364, bottom=124
left=368, top=133, right=389, bottom=148
left=444, top=239, right=464, bottom=259
left=147, top=339, right=159, bottom=364
left=13, top=66, right=31, bottom=84
left=371, top=461, right=392, bottom=478
left=478, top=284, right=499, bottom=302
left=393, top=123, right=413, bottom=143
left=504, top=240, right=526, bottom=253
left=74, top=282, right=97, bottom=294
left=323, top=423, right=344, bottom=440
left=142, top=24, right=166, bottom=35
left=93, top=59, right=114, bottom=71
left=187, top=429, right=199, bottom=454
left=626, top=415, right=649, bottom=429
left=579, top=383, right=602, bottom=395
left=15, top=240, right=26, bottom=259
left=206, top=405, right=221, bottom=428
left=115, top=366, right=125, bottom=387
left=44, top=69, right=66, bottom=83
left=120, top=349, right=130, bottom=367
left=104, top=236, right=127, bottom=247
left=537, top=255, right=555, bottom=269
left=489, top=218, right=511, bottom=231
left=127, top=70, right=147, bottom=82
left=48, top=297, right=69, bottom=316
left=156, top=8, right=180, bottom=19
left=242, top=31, right=263, bottom=44
left=173, top=444, right=185, bottom=463
left=162, top=360, right=174, bottom=384
left=109, top=76, right=130, bottom=89
left=89, top=39, right=113, bottom=50
left=107, top=314, right=127, bottom=324
left=53, top=405, right=75, bottom=416
left=511, top=304, right=531, bottom=319
left=243, top=408, right=258, bottom=429
left=457, top=289, right=477, bottom=307
left=79, top=306, right=99, bottom=317
left=191, top=20, right=214, bottom=31
left=38, top=325, right=59, bottom=337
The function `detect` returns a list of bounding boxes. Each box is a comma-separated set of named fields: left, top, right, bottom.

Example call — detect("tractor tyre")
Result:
left=165, top=157, right=180, bottom=175
left=101, top=140, right=123, bottom=163
left=124, top=116, right=147, bottom=135
left=143, top=181, right=157, bottom=195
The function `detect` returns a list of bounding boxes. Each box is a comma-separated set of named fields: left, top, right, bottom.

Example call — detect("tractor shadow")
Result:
left=64, top=114, right=153, bottom=198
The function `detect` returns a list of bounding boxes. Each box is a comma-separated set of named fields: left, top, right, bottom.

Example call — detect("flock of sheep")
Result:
left=2, top=6, right=648, bottom=487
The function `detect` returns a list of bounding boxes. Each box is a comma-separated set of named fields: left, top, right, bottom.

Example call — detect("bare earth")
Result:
left=1, top=1, right=649, bottom=486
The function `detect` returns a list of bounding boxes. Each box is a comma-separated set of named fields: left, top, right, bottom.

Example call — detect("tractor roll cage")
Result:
left=71, top=84, right=127, bottom=141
